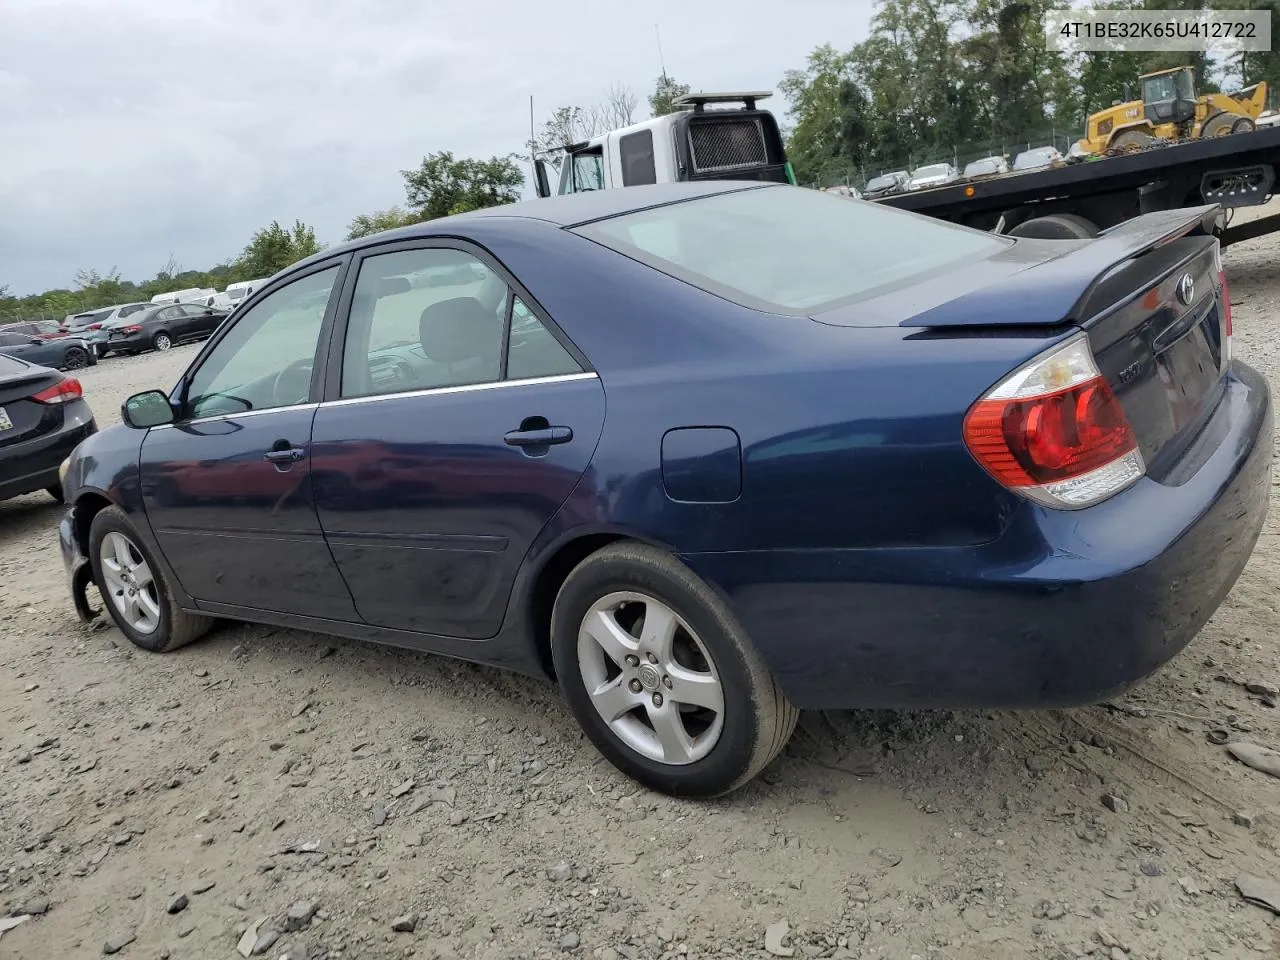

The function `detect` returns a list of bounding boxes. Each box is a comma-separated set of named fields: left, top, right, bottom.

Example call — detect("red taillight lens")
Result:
left=89, top=323, right=102, bottom=331
left=31, top=377, right=83, bottom=405
left=963, top=336, right=1145, bottom=509
left=121, top=324, right=142, bottom=333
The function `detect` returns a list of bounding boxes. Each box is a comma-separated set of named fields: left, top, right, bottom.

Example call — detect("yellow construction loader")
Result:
left=1075, top=66, right=1268, bottom=155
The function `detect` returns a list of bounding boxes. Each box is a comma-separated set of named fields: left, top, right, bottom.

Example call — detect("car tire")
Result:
left=63, top=346, right=89, bottom=370
left=1008, top=213, right=1099, bottom=240
left=550, top=542, right=798, bottom=798
left=89, top=505, right=212, bottom=653
left=152, top=332, right=172, bottom=352
left=45, top=484, right=64, bottom=503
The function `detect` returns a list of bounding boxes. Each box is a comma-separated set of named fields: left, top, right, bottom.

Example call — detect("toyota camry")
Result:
left=55, top=182, right=1271, bottom=798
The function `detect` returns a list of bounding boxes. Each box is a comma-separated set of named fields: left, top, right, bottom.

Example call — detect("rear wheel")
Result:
left=62, top=347, right=88, bottom=370
left=551, top=542, right=799, bottom=798
left=152, top=332, right=172, bottom=352
left=1008, top=213, right=1100, bottom=240
left=89, top=506, right=211, bottom=653
left=1202, top=112, right=1246, bottom=137
left=1110, top=129, right=1156, bottom=153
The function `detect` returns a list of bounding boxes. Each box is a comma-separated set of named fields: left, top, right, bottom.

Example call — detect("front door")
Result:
left=310, top=243, right=605, bottom=639
left=139, top=261, right=360, bottom=620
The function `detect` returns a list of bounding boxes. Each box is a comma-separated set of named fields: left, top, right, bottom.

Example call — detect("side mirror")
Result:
left=29, top=337, right=43, bottom=345
left=534, top=159, right=552, bottom=199
left=122, top=390, right=176, bottom=429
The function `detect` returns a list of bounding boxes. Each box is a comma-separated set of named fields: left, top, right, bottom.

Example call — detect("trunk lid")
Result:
left=894, top=205, right=1230, bottom=481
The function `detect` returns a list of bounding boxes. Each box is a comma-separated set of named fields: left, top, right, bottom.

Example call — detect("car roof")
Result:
left=290, top=182, right=772, bottom=272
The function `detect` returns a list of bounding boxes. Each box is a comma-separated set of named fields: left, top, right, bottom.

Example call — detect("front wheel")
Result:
left=62, top=347, right=89, bottom=370
left=152, top=332, right=172, bottom=352
left=551, top=542, right=798, bottom=798
left=89, top=506, right=211, bottom=653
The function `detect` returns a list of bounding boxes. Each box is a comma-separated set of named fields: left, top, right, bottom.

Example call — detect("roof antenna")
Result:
left=655, top=23, right=668, bottom=82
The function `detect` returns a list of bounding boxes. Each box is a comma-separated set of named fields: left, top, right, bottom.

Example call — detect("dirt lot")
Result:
left=3, top=216, right=1280, bottom=960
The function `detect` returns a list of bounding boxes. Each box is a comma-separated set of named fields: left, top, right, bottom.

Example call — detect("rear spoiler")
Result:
left=901, top=204, right=1222, bottom=329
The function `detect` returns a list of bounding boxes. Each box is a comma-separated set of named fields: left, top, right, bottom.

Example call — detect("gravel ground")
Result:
left=3, top=211, right=1280, bottom=960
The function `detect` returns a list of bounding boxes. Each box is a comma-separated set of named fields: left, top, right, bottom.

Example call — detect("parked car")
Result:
left=212, top=278, right=270, bottom=312
left=0, top=320, right=69, bottom=341
left=962, top=156, right=1010, bottom=178
left=0, top=330, right=97, bottom=370
left=0, top=355, right=96, bottom=503
left=907, top=162, right=960, bottom=191
left=822, top=184, right=862, bottom=200
left=150, top=287, right=217, bottom=306
left=103, top=302, right=229, bottom=355
left=863, top=171, right=910, bottom=199
left=1013, top=146, right=1064, bottom=171
left=56, top=182, right=1270, bottom=799
left=61, top=303, right=156, bottom=355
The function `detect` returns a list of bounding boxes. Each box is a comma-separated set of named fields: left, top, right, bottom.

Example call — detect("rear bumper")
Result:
left=106, top=332, right=149, bottom=352
left=682, top=362, right=1272, bottom=711
left=0, top=402, right=96, bottom=501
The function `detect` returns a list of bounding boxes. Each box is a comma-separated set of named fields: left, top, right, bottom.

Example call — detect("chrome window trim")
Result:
left=150, top=372, right=599, bottom=430
left=323, top=371, right=598, bottom=409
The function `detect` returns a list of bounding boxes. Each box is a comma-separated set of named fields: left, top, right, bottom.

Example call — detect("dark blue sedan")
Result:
left=56, top=182, right=1271, bottom=797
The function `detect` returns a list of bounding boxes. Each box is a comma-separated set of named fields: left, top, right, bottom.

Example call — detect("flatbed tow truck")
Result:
left=875, top=125, right=1280, bottom=245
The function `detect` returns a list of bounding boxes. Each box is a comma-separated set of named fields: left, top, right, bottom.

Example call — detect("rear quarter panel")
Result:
left=462, top=219, right=1064, bottom=554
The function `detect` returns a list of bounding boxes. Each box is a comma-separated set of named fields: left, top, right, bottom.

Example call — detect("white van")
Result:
left=212, top=278, right=269, bottom=312
left=150, top=287, right=217, bottom=306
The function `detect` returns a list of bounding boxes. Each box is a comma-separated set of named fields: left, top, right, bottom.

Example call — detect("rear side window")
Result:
left=574, top=185, right=1009, bottom=315
left=619, top=130, right=657, bottom=186
left=0, top=333, right=25, bottom=347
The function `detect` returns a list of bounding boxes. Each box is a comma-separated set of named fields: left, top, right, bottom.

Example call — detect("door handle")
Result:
left=264, top=447, right=306, bottom=464
left=504, top=426, right=573, bottom=447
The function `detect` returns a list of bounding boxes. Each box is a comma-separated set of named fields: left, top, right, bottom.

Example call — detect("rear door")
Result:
left=310, top=241, right=605, bottom=639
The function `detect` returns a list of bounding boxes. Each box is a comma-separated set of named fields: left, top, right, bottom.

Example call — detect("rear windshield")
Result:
left=573, top=185, right=1009, bottom=315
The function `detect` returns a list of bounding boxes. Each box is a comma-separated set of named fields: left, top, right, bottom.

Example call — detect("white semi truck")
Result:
left=533, top=91, right=795, bottom=198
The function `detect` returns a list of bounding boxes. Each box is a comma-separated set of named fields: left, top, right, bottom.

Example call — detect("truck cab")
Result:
left=534, top=91, right=794, bottom=197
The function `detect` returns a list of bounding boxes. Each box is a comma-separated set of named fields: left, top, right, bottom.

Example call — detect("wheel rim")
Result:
left=577, top=591, right=725, bottom=766
left=65, top=349, right=86, bottom=369
left=155, top=334, right=171, bottom=351
left=99, top=531, right=161, bottom=635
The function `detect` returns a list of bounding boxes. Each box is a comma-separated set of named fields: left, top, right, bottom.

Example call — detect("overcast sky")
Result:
left=0, top=0, right=875, bottom=295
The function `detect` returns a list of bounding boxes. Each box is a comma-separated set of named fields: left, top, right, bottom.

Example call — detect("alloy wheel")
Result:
left=99, top=531, right=161, bottom=635
left=576, top=591, right=725, bottom=766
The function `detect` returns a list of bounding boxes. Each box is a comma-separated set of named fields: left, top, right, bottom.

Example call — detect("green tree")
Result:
left=401, top=151, right=524, bottom=221
left=236, top=220, right=322, bottom=278
left=649, top=74, right=691, bottom=116
left=345, top=206, right=420, bottom=240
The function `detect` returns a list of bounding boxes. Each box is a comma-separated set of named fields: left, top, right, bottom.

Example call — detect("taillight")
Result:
left=89, top=323, right=101, bottom=331
left=121, top=324, right=142, bottom=333
left=31, top=377, right=83, bottom=405
left=963, top=335, right=1145, bottom=509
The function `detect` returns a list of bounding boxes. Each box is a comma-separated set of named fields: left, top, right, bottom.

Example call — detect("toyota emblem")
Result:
left=1176, top=273, right=1195, bottom=306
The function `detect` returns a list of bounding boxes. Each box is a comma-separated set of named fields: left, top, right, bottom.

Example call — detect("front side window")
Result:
left=184, top=265, right=339, bottom=419
left=575, top=185, right=1009, bottom=315
left=559, top=151, right=605, bottom=193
